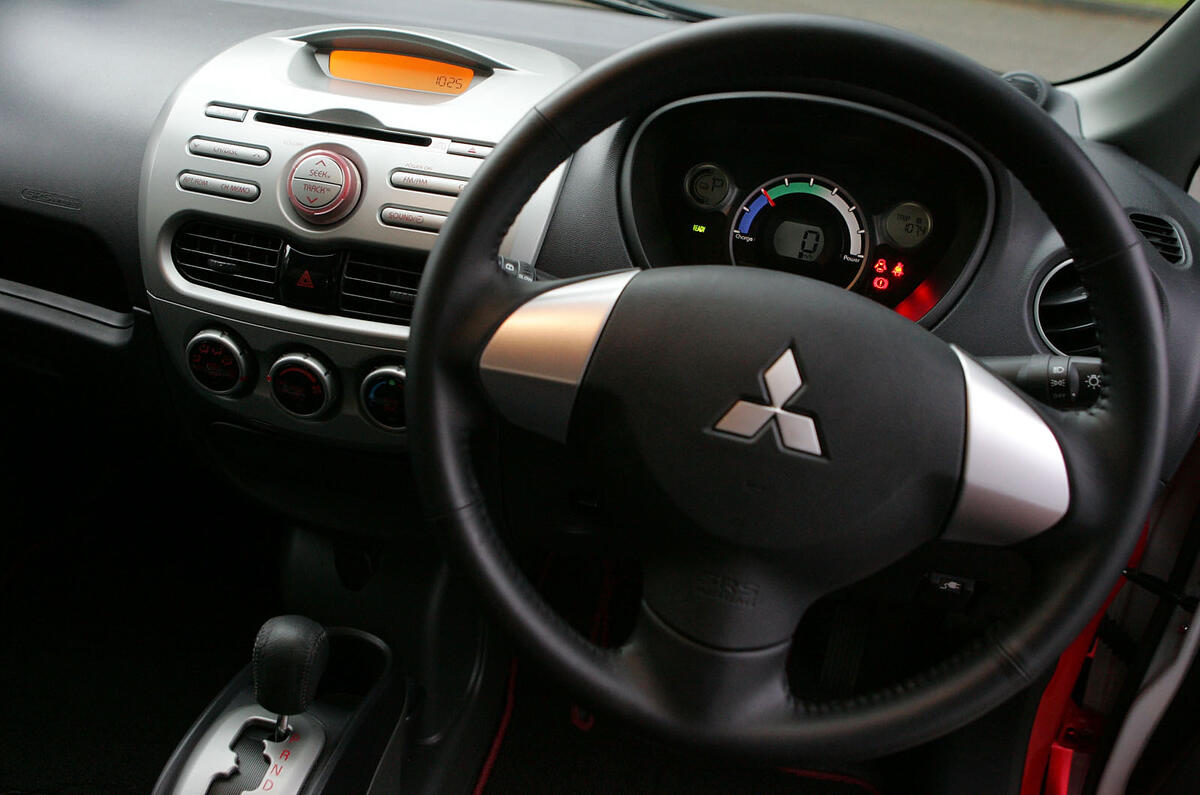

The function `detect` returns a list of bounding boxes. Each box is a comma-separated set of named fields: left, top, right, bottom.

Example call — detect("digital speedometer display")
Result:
left=730, top=175, right=868, bottom=288
left=773, top=221, right=825, bottom=262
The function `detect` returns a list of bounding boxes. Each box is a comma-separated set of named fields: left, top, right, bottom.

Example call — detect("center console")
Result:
left=140, top=24, right=578, bottom=448
left=153, top=616, right=409, bottom=795
left=140, top=25, right=578, bottom=793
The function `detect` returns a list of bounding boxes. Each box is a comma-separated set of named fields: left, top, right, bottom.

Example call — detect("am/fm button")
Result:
left=389, top=170, right=466, bottom=196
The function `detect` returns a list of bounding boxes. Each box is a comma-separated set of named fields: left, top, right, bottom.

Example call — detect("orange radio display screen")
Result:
left=328, top=51, right=473, bottom=95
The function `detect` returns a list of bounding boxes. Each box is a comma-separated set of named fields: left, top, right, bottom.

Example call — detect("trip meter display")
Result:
left=730, top=174, right=868, bottom=288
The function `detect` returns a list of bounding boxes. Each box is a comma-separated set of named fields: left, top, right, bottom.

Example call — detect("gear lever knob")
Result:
left=252, top=615, right=329, bottom=736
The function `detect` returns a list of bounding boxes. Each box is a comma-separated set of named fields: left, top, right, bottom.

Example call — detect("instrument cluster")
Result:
left=622, top=94, right=995, bottom=321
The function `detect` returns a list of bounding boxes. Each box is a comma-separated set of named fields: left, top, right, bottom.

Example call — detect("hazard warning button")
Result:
left=279, top=245, right=340, bottom=311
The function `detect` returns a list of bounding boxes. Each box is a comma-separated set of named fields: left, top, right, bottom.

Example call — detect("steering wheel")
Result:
left=407, top=15, right=1168, bottom=759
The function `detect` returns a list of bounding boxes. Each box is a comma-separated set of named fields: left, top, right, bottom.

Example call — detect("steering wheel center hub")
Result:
left=575, top=266, right=966, bottom=556
left=565, top=267, right=967, bottom=646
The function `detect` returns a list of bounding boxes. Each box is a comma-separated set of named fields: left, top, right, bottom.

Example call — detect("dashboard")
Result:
left=6, top=5, right=1200, bottom=792
left=4, top=0, right=1200, bottom=525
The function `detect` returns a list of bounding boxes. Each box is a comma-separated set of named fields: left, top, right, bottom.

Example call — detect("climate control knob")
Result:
left=186, top=329, right=250, bottom=395
left=360, top=365, right=406, bottom=430
left=268, top=352, right=337, bottom=419
left=287, top=149, right=361, bottom=225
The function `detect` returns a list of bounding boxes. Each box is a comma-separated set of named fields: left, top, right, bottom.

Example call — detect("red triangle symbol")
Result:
left=296, top=270, right=315, bottom=289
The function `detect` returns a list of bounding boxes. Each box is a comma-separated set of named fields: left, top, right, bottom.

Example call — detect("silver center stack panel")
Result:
left=139, top=25, right=578, bottom=447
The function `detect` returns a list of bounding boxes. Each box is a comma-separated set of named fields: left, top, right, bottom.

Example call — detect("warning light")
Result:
left=892, top=263, right=905, bottom=278
left=873, top=258, right=888, bottom=274
left=692, top=224, right=707, bottom=233
left=872, top=276, right=890, bottom=291
left=296, top=270, right=315, bottom=289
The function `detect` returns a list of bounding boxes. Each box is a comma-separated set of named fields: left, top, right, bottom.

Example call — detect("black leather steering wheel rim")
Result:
left=407, top=15, right=1168, bottom=759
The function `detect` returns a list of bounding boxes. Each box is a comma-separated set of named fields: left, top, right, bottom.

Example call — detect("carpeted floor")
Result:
left=472, top=557, right=883, bottom=795
left=474, top=658, right=882, bottom=795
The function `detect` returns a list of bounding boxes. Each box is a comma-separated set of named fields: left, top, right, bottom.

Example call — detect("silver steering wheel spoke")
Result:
left=942, top=346, right=1071, bottom=545
left=478, top=270, right=638, bottom=443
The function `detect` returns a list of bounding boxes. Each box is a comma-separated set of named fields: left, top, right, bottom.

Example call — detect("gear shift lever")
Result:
left=252, top=615, right=329, bottom=741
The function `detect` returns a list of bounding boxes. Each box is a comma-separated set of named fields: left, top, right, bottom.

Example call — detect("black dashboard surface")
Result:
left=0, top=0, right=677, bottom=304
left=3, top=0, right=1200, bottom=474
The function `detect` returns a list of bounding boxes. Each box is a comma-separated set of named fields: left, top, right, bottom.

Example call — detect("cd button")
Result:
left=188, top=137, right=270, bottom=165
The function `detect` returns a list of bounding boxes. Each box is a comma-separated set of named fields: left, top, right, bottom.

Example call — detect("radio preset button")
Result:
left=188, top=137, right=270, bottom=165
left=178, top=172, right=259, bottom=201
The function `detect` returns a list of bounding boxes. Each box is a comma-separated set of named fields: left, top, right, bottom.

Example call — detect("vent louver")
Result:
left=1130, top=212, right=1185, bottom=264
left=1035, top=260, right=1100, bottom=357
left=172, top=222, right=283, bottom=299
left=339, top=249, right=426, bottom=324
left=1001, top=71, right=1050, bottom=106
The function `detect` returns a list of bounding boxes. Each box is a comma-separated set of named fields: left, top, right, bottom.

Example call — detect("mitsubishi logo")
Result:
left=713, top=349, right=823, bottom=457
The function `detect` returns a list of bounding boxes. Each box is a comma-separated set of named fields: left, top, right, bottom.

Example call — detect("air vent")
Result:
left=340, top=248, right=427, bottom=323
left=172, top=222, right=283, bottom=299
left=1001, top=71, right=1050, bottom=107
left=1130, top=212, right=1185, bottom=264
left=1035, top=260, right=1100, bottom=357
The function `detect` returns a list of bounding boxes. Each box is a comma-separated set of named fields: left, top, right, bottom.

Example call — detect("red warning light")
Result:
left=873, top=259, right=888, bottom=274
left=892, top=262, right=905, bottom=278
left=296, top=270, right=315, bottom=289
left=872, top=276, right=890, bottom=291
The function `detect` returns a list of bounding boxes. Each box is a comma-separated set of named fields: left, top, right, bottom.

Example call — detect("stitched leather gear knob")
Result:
left=252, top=615, right=329, bottom=716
